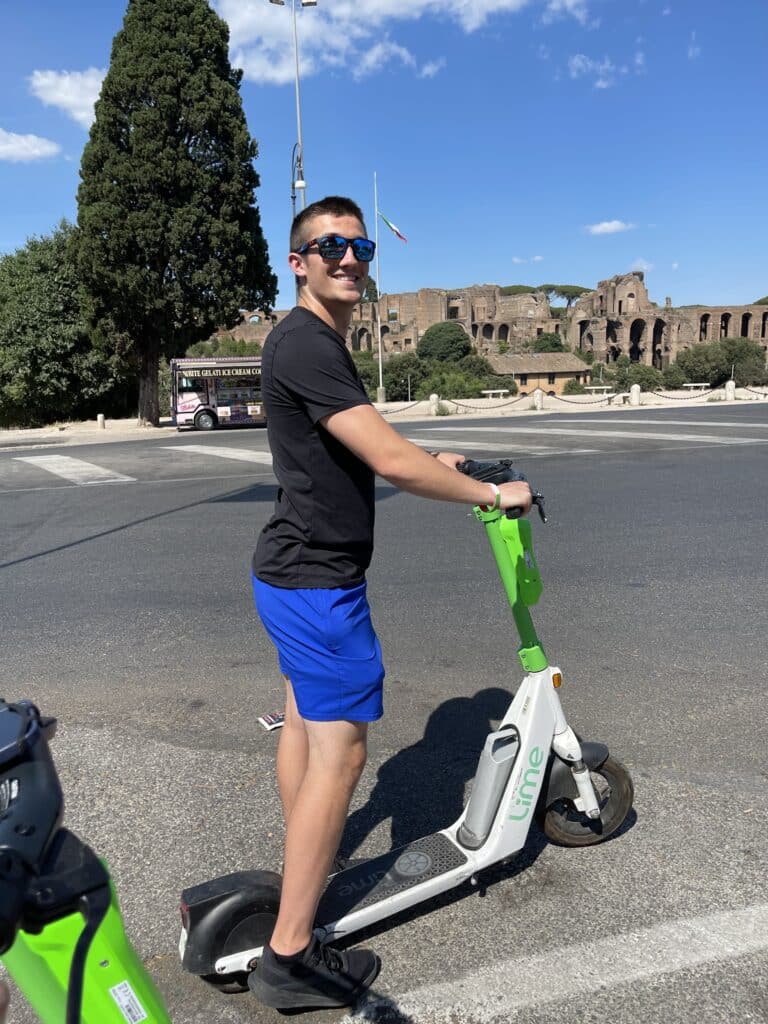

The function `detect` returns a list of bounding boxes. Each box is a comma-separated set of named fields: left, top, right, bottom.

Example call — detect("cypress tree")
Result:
left=73, top=0, right=277, bottom=425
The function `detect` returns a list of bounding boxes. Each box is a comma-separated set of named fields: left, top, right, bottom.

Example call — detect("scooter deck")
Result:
left=316, top=833, right=468, bottom=924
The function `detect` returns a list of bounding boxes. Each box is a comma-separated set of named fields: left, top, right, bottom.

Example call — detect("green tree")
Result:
left=538, top=284, right=590, bottom=308
left=350, top=350, right=379, bottom=397
left=382, top=352, right=429, bottom=401
left=754, top=295, right=768, bottom=305
left=676, top=343, right=730, bottom=387
left=0, top=222, right=126, bottom=428
left=186, top=336, right=261, bottom=357
left=458, top=354, right=495, bottom=377
left=499, top=284, right=536, bottom=295
left=562, top=378, right=586, bottom=395
left=531, top=332, right=565, bottom=353
left=416, top=322, right=471, bottom=362
left=625, top=364, right=663, bottom=392
left=73, top=0, right=277, bottom=426
left=361, top=277, right=378, bottom=302
left=719, top=337, right=768, bottom=385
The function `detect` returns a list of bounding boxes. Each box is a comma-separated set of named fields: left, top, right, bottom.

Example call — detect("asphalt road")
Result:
left=1, top=404, right=767, bottom=1024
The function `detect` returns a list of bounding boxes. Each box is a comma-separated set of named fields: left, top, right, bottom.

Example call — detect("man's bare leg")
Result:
left=276, top=677, right=308, bottom=823
left=269, top=718, right=368, bottom=956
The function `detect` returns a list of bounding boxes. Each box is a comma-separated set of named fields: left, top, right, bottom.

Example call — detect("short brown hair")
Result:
left=290, top=196, right=367, bottom=252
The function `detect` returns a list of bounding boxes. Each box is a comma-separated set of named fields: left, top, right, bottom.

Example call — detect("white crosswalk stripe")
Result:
left=12, top=455, right=135, bottom=485
left=556, top=417, right=768, bottom=429
left=160, top=445, right=273, bottom=465
left=426, top=425, right=768, bottom=445
left=406, top=437, right=599, bottom=455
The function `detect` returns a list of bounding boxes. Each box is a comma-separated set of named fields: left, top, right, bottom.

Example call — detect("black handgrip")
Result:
left=458, top=458, right=547, bottom=521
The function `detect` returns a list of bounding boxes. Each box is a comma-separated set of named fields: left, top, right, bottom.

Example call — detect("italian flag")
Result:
left=379, top=212, right=407, bottom=243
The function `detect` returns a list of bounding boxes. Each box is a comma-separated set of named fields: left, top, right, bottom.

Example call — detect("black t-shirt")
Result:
left=252, top=307, right=375, bottom=588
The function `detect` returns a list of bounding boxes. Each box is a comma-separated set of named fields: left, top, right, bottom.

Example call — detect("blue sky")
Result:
left=1, top=0, right=766, bottom=311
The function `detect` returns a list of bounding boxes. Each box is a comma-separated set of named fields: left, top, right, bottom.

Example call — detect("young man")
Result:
left=250, top=196, right=532, bottom=1010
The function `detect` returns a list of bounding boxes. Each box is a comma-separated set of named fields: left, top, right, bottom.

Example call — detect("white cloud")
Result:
left=631, top=258, right=654, bottom=272
left=29, top=68, right=105, bottom=129
left=635, top=50, right=645, bottom=70
left=531, top=255, right=544, bottom=262
left=353, top=41, right=415, bottom=80
left=419, top=58, right=446, bottom=78
left=542, top=0, right=589, bottom=26
left=511, top=256, right=526, bottom=264
left=568, top=53, right=618, bottom=87
left=662, top=6, right=672, bottom=14
left=0, top=127, right=61, bottom=162
left=587, top=220, right=636, bottom=235
left=215, top=0, right=577, bottom=85
left=687, top=31, right=701, bottom=59
left=671, top=261, right=679, bottom=270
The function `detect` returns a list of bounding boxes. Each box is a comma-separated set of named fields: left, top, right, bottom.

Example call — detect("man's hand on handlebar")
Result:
left=496, top=480, right=533, bottom=515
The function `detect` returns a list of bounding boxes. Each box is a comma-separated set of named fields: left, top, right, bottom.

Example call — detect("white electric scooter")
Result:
left=179, top=459, right=634, bottom=993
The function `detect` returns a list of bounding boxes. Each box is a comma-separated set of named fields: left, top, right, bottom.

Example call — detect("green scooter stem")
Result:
left=2, top=874, right=171, bottom=1024
left=474, top=506, right=549, bottom=673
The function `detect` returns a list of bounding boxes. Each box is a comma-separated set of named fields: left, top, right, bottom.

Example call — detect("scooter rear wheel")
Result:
left=538, top=755, right=633, bottom=847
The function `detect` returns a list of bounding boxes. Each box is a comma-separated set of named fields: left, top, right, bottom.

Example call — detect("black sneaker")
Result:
left=248, top=935, right=381, bottom=1010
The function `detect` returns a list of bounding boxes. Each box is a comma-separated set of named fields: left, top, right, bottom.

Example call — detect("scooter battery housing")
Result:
left=457, top=725, right=520, bottom=849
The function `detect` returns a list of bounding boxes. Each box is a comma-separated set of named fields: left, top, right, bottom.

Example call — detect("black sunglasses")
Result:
left=295, top=234, right=376, bottom=262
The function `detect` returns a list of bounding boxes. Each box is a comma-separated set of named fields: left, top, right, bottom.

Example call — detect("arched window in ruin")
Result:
left=608, top=343, right=621, bottom=363
left=629, top=319, right=646, bottom=362
left=482, top=323, right=494, bottom=341
left=351, top=330, right=361, bottom=352
left=585, top=331, right=594, bottom=351
left=498, top=324, right=509, bottom=343
left=578, top=320, right=590, bottom=351
left=626, top=292, right=636, bottom=313
left=741, top=312, right=752, bottom=339
left=471, top=323, right=478, bottom=339
left=720, top=312, right=731, bottom=339
left=652, top=319, right=665, bottom=369
left=359, top=329, right=371, bottom=352
left=762, top=312, right=768, bottom=339
left=606, top=321, right=620, bottom=346
left=699, top=314, right=710, bottom=342
left=380, top=325, right=390, bottom=339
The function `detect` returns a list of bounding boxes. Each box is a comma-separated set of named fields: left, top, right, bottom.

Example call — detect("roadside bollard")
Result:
left=97, top=414, right=105, bottom=429
left=725, top=380, right=736, bottom=402
left=629, top=384, right=641, bottom=406
left=429, top=393, right=440, bottom=416
left=533, top=389, right=544, bottom=411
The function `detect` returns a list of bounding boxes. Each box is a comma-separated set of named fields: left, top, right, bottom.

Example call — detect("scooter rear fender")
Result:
left=180, top=870, right=281, bottom=975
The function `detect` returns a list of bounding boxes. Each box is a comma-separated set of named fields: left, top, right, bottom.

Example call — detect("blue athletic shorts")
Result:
left=252, top=575, right=385, bottom=722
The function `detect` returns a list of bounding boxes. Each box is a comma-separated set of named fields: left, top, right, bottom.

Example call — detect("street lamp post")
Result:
left=269, top=0, right=315, bottom=217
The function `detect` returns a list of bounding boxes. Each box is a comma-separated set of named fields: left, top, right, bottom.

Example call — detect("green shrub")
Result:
left=662, top=364, right=688, bottom=389
left=562, top=378, right=586, bottom=395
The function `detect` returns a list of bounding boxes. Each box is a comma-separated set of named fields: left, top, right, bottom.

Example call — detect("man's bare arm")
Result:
left=320, top=405, right=531, bottom=512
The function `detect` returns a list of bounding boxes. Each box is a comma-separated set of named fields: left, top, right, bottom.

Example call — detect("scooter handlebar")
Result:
left=0, top=700, right=63, bottom=954
left=457, top=458, right=547, bottom=521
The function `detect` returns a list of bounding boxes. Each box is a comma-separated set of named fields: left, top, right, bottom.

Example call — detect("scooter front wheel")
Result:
left=537, top=755, right=633, bottom=847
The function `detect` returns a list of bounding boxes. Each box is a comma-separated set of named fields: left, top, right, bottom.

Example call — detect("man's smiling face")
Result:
left=289, top=213, right=369, bottom=310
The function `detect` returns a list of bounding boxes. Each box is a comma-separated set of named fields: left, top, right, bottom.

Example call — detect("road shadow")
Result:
left=341, top=687, right=513, bottom=856
left=0, top=482, right=401, bottom=571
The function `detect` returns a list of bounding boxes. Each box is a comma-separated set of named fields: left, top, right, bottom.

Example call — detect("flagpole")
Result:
left=374, top=171, right=385, bottom=401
